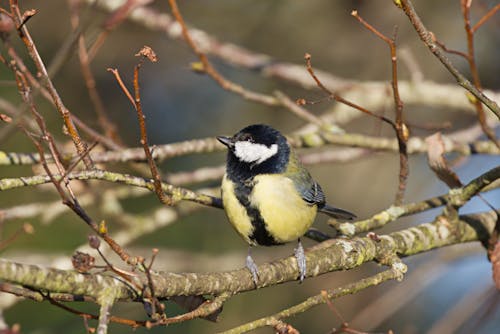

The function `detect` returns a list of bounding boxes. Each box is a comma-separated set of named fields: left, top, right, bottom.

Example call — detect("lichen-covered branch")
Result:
left=0, top=132, right=498, bottom=166
left=0, top=211, right=495, bottom=301
left=337, top=165, right=500, bottom=236
left=0, top=169, right=222, bottom=208
left=86, top=0, right=500, bottom=124
left=217, top=267, right=402, bottom=334
left=397, top=0, right=500, bottom=119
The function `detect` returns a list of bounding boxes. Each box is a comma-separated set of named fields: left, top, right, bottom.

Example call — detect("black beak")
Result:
left=217, top=136, right=234, bottom=149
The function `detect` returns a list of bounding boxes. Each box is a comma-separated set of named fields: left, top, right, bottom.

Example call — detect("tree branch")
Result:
left=0, top=211, right=495, bottom=300
left=397, top=0, right=500, bottom=119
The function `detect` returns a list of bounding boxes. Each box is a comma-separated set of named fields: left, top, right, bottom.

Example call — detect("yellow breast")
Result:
left=250, top=174, right=317, bottom=243
left=221, top=175, right=255, bottom=245
left=221, top=174, right=317, bottom=245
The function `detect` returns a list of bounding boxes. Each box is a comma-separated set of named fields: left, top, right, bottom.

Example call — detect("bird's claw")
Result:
left=246, top=253, right=259, bottom=285
left=295, top=240, right=306, bottom=283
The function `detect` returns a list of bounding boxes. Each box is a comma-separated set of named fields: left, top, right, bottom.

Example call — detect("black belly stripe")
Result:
left=233, top=180, right=280, bottom=246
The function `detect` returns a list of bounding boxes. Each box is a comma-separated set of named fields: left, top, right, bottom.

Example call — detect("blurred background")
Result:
left=0, top=0, right=499, bottom=333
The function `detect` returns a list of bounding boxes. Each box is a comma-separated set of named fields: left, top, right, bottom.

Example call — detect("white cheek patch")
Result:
left=234, top=141, right=278, bottom=164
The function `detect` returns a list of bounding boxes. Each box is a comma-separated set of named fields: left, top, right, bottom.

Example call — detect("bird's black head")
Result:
left=217, top=124, right=290, bottom=181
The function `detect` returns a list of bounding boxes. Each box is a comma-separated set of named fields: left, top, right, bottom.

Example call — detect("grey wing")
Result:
left=298, top=177, right=356, bottom=220
left=287, top=169, right=326, bottom=205
left=301, top=180, right=326, bottom=206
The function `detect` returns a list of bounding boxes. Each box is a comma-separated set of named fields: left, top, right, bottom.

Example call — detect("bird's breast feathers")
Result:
left=250, top=174, right=317, bottom=243
left=222, top=174, right=317, bottom=245
left=221, top=175, right=255, bottom=244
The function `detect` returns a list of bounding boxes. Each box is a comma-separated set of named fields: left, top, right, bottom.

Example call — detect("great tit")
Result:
left=217, top=124, right=355, bottom=283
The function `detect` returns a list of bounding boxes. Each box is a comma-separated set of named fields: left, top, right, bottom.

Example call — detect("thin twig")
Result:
left=304, top=51, right=409, bottom=204
left=397, top=0, right=500, bottom=119
left=471, top=3, right=500, bottom=33
left=41, top=291, right=145, bottom=329
left=217, top=269, right=400, bottom=334
left=69, top=1, right=123, bottom=145
left=0, top=223, right=33, bottom=251
left=460, top=0, right=499, bottom=148
left=152, top=292, right=230, bottom=326
left=274, top=90, right=325, bottom=126
left=351, top=10, right=409, bottom=205
left=107, top=68, right=136, bottom=107
left=9, top=0, right=94, bottom=168
left=336, top=165, right=500, bottom=236
left=1, top=132, right=498, bottom=167
left=141, top=249, right=166, bottom=321
left=167, top=0, right=278, bottom=106
left=132, top=47, right=174, bottom=205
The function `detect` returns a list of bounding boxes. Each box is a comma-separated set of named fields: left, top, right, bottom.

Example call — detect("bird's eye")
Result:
left=240, top=133, right=253, bottom=142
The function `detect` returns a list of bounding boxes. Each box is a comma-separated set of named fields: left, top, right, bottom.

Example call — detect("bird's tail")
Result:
left=319, top=204, right=356, bottom=220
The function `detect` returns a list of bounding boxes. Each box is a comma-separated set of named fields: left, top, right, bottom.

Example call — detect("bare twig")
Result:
left=0, top=223, right=34, bottom=251
left=9, top=0, right=94, bottom=168
left=460, top=0, right=499, bottom=147
left=336, top=165, right=500, bottom=236
left=167, top=0, right=278, bottom=106
left=132, top=46, right=174, bottom=205
left=274, top=90, right=325, bottom=126
left=217, top=269, right=401, bottom=334
left=304, top=51, right=409, bottom=204
left=41, top=292, right=145, bottom=329
left=88, top=0, right=154, bottom=60
left=107, top=68, right=136, bottom=107
left=351, top=10, right=409, bottom=205
left=69, top=1, right=123, bottom=145
left=471, top=3, right=500, bottom=33
left=397, top=0, right=500, bottom=119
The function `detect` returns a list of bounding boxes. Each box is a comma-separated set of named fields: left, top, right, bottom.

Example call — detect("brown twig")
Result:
left=351, top=10, right=409, bottom=205
left=397, top=0, right=500, bottom=119
left=130, top=46, right=174, bottom=205
left=10, top=73, right=140, bottom=267
left=274, top=90, right=325, bottom=126
left=69, top=0, right=123, bottom=146
left=1, top=45, right=119, bottom=152
left=167, top=0, right=278, bottom=106
left=62, top=141, right=99, bottom=180
left=9, top=59, right=77, bottom=201
left=304, top=53, right=393, bottom=125
left=471, top=3, right=500, bottom=33
left=141, top=249, right=166, bottom=321
left=9, top=0, right=94, bottom=169
left=0, top=223, right=33, bottom=251
left=87, top=0, right=154, bottom=61
left=460, top=0, right=499, bottom=148
left=107, top=68, right=136, bottom=107
left=41, top=291, right=145, bottom=329
left=304, top=50, right=409, bottom=204
left=431, top=34, right=469, bottom=59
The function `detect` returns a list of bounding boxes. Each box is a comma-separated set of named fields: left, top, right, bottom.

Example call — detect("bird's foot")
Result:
left=246, top=253, right=259, bottom=285
left=294, top=240, right=307, bottom=283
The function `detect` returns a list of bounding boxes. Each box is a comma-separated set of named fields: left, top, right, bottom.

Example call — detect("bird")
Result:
left=217, top=124, right=356, bottom=283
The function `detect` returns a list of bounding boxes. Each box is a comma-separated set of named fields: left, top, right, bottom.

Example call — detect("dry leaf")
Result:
left=425, top=132, right=462, bottom=188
